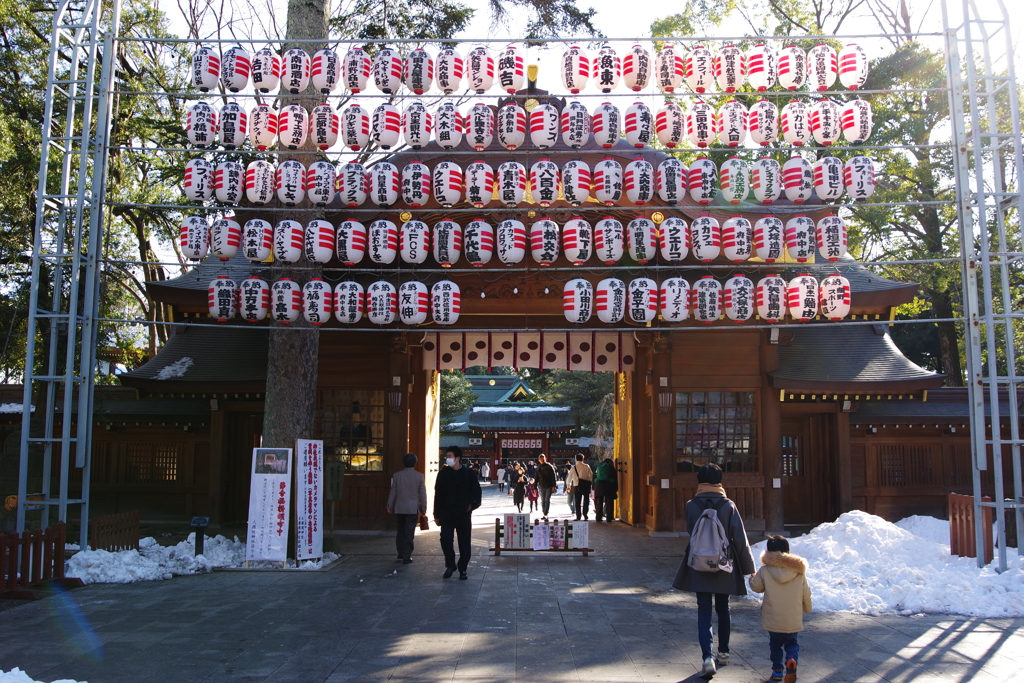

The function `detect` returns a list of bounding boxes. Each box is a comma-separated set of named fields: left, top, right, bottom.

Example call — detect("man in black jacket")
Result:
left=534, top=453, right=558, bottom=521
left=433, top=445, right=482, bottom=580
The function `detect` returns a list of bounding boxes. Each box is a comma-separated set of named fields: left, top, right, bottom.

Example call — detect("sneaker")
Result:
left=784, top=658, right=797, bottom=683
left=770, top=670, right=784, bottom=681
left=700, top=656, right=716, bottom=678
left=715, top=652, right=729, bottom=666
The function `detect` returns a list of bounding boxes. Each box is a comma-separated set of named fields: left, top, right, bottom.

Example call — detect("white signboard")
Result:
left=504, top=513, right=531, bottom=549
left=246, top=448, right=292, bottom=562
left=502, top=437, right=542, bottom=449
left=295, top=439, right=324, bottom=560
left=532, top=523, right=551, bottom=551
left=571, top=520, right=589, bottom=549
left=550, top=524, right=566, bottom=550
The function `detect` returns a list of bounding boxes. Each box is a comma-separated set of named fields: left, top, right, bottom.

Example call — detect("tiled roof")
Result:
left=852, top=388, right=1019, bottom=420
left=468, top=406, right=576, bottom=432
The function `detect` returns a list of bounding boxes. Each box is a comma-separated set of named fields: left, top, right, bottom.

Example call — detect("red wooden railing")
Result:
left=948, top=493, right=994, bottom=564
left=1, top=522, right=81, bottom=599
left=89, top=510, right=139, bottom=552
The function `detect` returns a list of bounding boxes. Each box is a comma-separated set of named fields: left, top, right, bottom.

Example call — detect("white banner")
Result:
left=571, top=520, right=590, bottom=550
left=295, top=439, right=324, bottom=561
left=246, top=448, right=292, bottom=562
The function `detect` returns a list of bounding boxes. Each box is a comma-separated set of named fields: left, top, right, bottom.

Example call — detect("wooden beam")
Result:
left=761, top=332, right=784, bottom=533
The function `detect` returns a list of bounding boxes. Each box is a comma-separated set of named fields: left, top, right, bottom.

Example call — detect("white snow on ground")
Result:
left=0, top=669, right=81, bottom=683
left=154, top=356, right=193, bottom=380
left=0, top=403, right=32, bottom=413
left=747, top=510, right=1024, bottom=617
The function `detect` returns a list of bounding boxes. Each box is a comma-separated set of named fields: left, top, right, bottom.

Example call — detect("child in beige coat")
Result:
left=749, top=536, right=813, bottom=683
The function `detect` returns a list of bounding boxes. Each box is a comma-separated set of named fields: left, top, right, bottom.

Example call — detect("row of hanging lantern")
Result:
left=184, top=94, right=872, bottom=153
left=191, top=42, right=868, bottom=97
left=182, top=152, right=876, bottom=208
left=181, top=211, right=847, bottom=265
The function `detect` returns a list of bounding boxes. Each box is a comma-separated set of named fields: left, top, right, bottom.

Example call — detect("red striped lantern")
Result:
left=497, top=160, right=526, bottom=207
left=334, top=281, right=364, bottom=323
left=303, top=279, right=332, bottom=325
left=373, top=47, right=403, bottom=94
left=624, top=157, right=654, bottom=205
left=242, top=218, right=273, bottom=262
left=562, top=217, right=593, bottom=265
left=624, top=101, right=653, bottom=147
left=784, top=215, right=815, bottom=262
left=660, top=278, right=691, bottom=322
left=839, top=43, right=868, bottom=90
left=563, top=279, right=594, bottom=324
left=435, top=101, right=465, bottom=150
left=813, top=156, right=844, bottom=201
left=371, top=102, right=401, bottom=149
left=273, top=219, right=303, bottom=263
left=282, top=48, right=311, bottom=94
left=433, top=220, right=462, bottom=266
left=404, top=48, right=434, bottom=95
left=400, top=220, right=430, bottom=264
left=467, top=45, right=494, bottom=93
left=746, top=44, right=776, bottom=91
left=530, top=159, right=560, bottom=208
left=335, top=219, right=367, bottom=266
left=527, top=102, right=557, bottom=149
left=596, top=278, right=626, bottom=323
left=659, top=216, right=689, bottom=263
left=463, top=220, right=494, bottom=266
left=277, top=104, right=308, bottom=150
left=844, top=155, right=876, bottom=200
left=657, top=44, right=686, bottom=92
left=756, top=275, right=786, bottom=322
left=341, top=103, right=370, bottom=151
left=530, top=218, right=560, bottom=265
left=401, top=161, right=431, bottom=207
left=465, top=160, right=494, bottom=207
left=841, top=99, right=873, bottom=143
left=717, top=100, right=748, bottom=147
left=655, top=101, right=684, bottom=149
left=208, top=276, right=237, bottom=321
left=306, top=160, right=336, bottom=207
left=368, top=219, right=398, bottom=264
left=368, top=281, right=398, bottom=325
left=623, top=44, right=652, bottom=91
left=497, top=44, right=525, bottom=93
left=191, top=46, right=220, bottom=92
left=240, top=276, right=270, bottom=322
left=591, top=101, right=620, bottom=148
left=343, top=46, right=371, bottom=93
left=180, top=216, right=209, bottom=260
left=310, top=103, right=338, bottom=151
left=594, top=217, right=624, bottom=264
left=185, top=102, right=217, bottom=148
left=691, top=214, right=721, bottom=263
left=627, top=278, right=658, bottom=323
left=248, top=103, right=277, bottom=151
left=243, top=159, right=274, bottom=205
left=496, top=219, right=527, bottom=265
left=560, top=100, right=590, bottom=149
left=714, top=45, right=745, bottom=93
left=781, top=100, right=810, bottom=146
left=587, top=46, right=619, bottom=94
left=214, top=160, right=243, bottom=204
left=684, top=45, right=713, bottom=93
left=724, top=275, right=755, bottom=322
left=777, top=45, right=806, bottom=90
left=562, top=159, right=591, bottom=207
left=337, top=161, right=368, bottom=207
left=820, top=275, right=852, bottom=321
left=497, top=102, right=527, bottom=150
left=722, top=216, right=753, bottom=262
left=594, top=157, right=623, bottom=206
left=304, top=220, right=335, bottom=264
left=751, top=157, right=783, bottom=204
left=720, top=157, right=749, bottom=205
left=311, top=48, right=340, bottom=94
left=251, top=46, right=281, bottom=93
left=210, top=217, right=241, bottom=261
left=693, top=276, right=722, bottom=323
left=753, top=216, right=784, bottom=262
left=782, top=153, right=813, bottom=203
left=817, top=214, right=848, bottom=261
left=275, top=159, right=306, bottom=206
left=809, top=99, right=841, bottom=146
left=749, top=99, right=778, bottom=147
left=468, top=103, right=494, bottom=151
left=436, top=46, right=464, bottom=94
left=627, top=217, right=657, bottom=264
left=807, top=43, right=838, bottom=91
left=431, top=280, right=461, bottom=325
left=658, top=158, right=687, bottom=206
left=688, top=157, right=718, bottom=205
left=368, top=162, right=399, bottom=208
left=398, top=281, right=430, bottom=325
left=686, top=100, right=715, bottom=148
left=562, top=45, right=590, bottom=93
left=433, top=160, right=463, bottom=208
left=788, top=274, right=819, bottom=321
left=218, top=102, right=246, bottom=149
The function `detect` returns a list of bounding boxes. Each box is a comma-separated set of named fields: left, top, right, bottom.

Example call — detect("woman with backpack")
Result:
left=673, top=463, right=756, bottom=679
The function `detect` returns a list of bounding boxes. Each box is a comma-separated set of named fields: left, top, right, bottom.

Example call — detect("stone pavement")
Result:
left=1, top=486, right=1022, bottom=683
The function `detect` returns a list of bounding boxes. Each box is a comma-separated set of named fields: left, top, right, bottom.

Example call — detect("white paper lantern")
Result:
left=431, top=280, right=461, bottom=325
left=788, top=274, right=819, bottom=320
left=335, top=219, right=366, bottom=266
left=623, top=44, right=652, bottom=91
left=594, top=217, right=624, bottom=264
left=594, top=157, right=623, bottom=206
left=303, top=279, right=332, bottom=325
left=777, top=45, right=806, bottom=90
left=684, top=45, right=713, bottom=93
left=218, top=102, right=246, bottom=149
left=784, top=215, right=815, bottom=262
left=282, top=48, right=311, bottom=94
left=596, top=278, right=625, bottom=324
left=191, top=46, right=220, bottom=92
left=593, top=45, right=621, bottom=93
left=304, top=220, right=335, bottom=264
left=627, top=217, right=657, bottom=264
left=693, top=276, right=723, bottom=323
left=311, top=48, right=340, bottom=94
left=528, top=102, right=559, bottom=149
left=530, top=218, right=560, bottom=265
left=714, top=45, right=745, bottom=93
left=433, top=220, right=462, bottom=266
left=463, top=220, right=494, bottom=266
left=655, top=101, right=684, bottom=149
left=435, top=46, right=464, bottom=94
left=497, top=102, right=526, bottom=150
left=563, top=279, right=594, bottom=324
left=466, top=45, right=494, bottom=93
left=433, top=161, right=463, bottom=208
left=754, top=275, right=785, bottom=322
left=343, top=46, right=371, bottom=93
left=659, top=216, right=689, bottom=263
left=306, top=160, right=336, bottom=207
left=368, top=162, right=399, bottom=207
left=367, top=281, right=397, bottom=325
left=749, top=99, right=778, bottom=147
left=783, top=154, right=813, bottom=203
left=180, top=216, right=209, bottom=260
left=591, top=102, right=620, bottom=148
left=820, top=275, right=852, bottom=320
left=717, top=100, right=748, bottom=147
left=562, top=45, right=590, bottom=93
left=807, top=43, right=838, bottom=91
left=403, top=48, right=434, bottom=95
left=497, top=160, right=526, bottom=207
left=624, top=101, right=653, bottom=148
left=813, top=155, right=844, bottom=201
left=624, top=157, right=655, bottom=205
left=309, top=103, right=338, bottom=151
left=273, top=219, right=304, bottom=263
left=809, top=98, right=841, bottom=146
left=400, top=220, right=430, bottom=264
left=398, top=281, right=429, bottom=325
left=248, top=103, right=277, bottom=151
left=751, top=157, right=783, bottom=204
left=722, top=216, right=753, bottom=263
left=691, top=215, right=721, bottom=262
left=185, top=102, right=217, bottom=148
left=841, top=99, right=873, bottom=143
left=213, top=160, right=243, bottom=204
left=243, top=159, right=274, bottom=205
left=562, top=159, right=591, bottom=207
left=746, top=44, right=777, bottom=91
left=686, top=100, right=715, bottom=148
left=337, top=162, right=368, bottom=207
left=242, top=218, right=273, bottom=262
left=556, top=101, right=589, bottom=150
left=657, top=44, right=686, bottom=92
left=210, top=217, right=241, bottom=261
left=844, top=155, right=876, bottom=200
left=719, top=157, right=749, bottom=205
left=373, top=47, right=403, bottom=94
left=817, top=214, right=848, bottom=261
left=401, top=161, right=431, bottom=207
left=496, top=219, right=527, bottom=265
left=240, top=277, right=270, bottom=322
left=278, top=104, right=308, bottom=150
left=687, top=157, right=717, bottom=205
left=657, top=158, right=687, bottom=206
left=627, top=278, right=658, bottom=323
left=334, top=281, right=364, bottom=323
left=250, top=46, right=281, bottom=93
left=660, top=278, right=691, bottom=322
left=724, top=275, right=755, bottom=322
left=275, top=159, right=306, bottom=206
left=341, top=103, right=371, bottom=151
left=530, top=159, right=559, bottom=207
left=562, top=218, right=593, bottom=265
left=497, top=44, right=525, bottom=93
left=838, top=43, right=868, bottom=90
left=780, top=100, right=810, bottom=146
left=371, top=102, right=401, bottom=150
left=753, top=216, right=784, bottom=262
left=465, top=160, right=494, bottom=207
left=434, top=101, right=465, bottom=150
left=208, top=276, right=237, bottom=321
left=368, top=219, right=398, bottom=264
left=468, top=103, right=494, bottom=151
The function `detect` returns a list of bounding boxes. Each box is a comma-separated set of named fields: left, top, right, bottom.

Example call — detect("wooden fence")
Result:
left=90, top=510, right=139, bottom=552
left=1, top=523, right=83, bottom=599
left=948, top=493, right=993, bottom=564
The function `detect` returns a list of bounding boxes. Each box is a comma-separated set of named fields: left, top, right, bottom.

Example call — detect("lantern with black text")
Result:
left=335, top=219, right=367, bottom=266
left=463, top=220, right=494, bottom=266
left=624, top=101, right=653, bottom=147
left=658, top=158, right=686, bottom=206
left=784, top=215, right=814, bottom=262
left=435, top=47, right=464, bottom=94
left=309, top=103, right=338, bottom=150
left=369, top=162, right=399, bottom=207
left=722, top=216, right=753, bottom=263
left=303, top=279, right=332, bottom=325
left=435, top=101, right=465, bottom=150
left=691, top=215, right=721, bottom=262
left=496, top=219, right=527, bottom=265
left=243, top=159, right=274, bottom=205
left=273, top=219, right=303, bottom=263
left=777, top=45, right=805, bottom=90
left=368, top=219, right=398, bottom=264
left=807, top=44, right=838, bottom=91
left=627, top=217, right=657, bottom=264
left=720, top=157, right=749, bottom=205
left=716, top=100, right=748, bottom=147
left=433, top=220, right=462, bottom=266
left=562, top=218, right=592, bottom=265
left=624, top=157, right=654, bottom=205
left=343, top=46, right=371, bottom=93
left=724, top=275, right=755, bottom=322
left=341, top=103, right=370, bottom=151
left=595, top=217, right=624, bottom=264
left=685, top=45, right=715, bottom=92
left=529, top=102, right=559, bottom=149
left=562, top=45, right=590, bottom=93
left=591, top=101, right=620, bottom=148
left=594, top=157, right=623, bottom=206
left=334, top=281, right=364, bottom=323
left=657, top=44, right=686, bottom=92
left=306, top=160, right=336, bottom=207
left=304, top=220, right=335, bottom=264
left=282, top=48, right=310, bottom=93
left=596, top=278, right=625, bottom=324
left=530, top=159, right=559, bottom=207
left=467, top=46, right=494, bottom=93
left=819, top=275, right=851, bottom=320
left=218, top=102, right=246, bottom=149
left=780, top=100, right=810, bottom=146
left=242, top=218, right=273, bottom=262
left=371, top=102, right=401, bottom=149
left=180, top=216, right=209, bottom=260
left=432, top=280, right=461, bottom=325
left=248, top=103, right=277, bottom=151
left=210, top=217, right=241, bottom=260
left=746, top=44, right=776, bottom=91
left=563, top=279, right=593, bottom=324
left=468, top=103, right=494, bottom=151
left=817, top=214, right=847, bottom=261
left=251, top=46, right=281, bottom=93
left=530, top=218, right=560, bottom=265
left=208, top=276, right=237, bottom=321
left=688, top=157, right=717, bottom=205
left=337, top=162, right=367, bottom=207
left=240, top=277, right=270, bottom=322
left=693, top=276, right=723, bottom=323
left=497, top=160, right=526, bottom=207
left=401, top=162, right=430, bottom=207
left=278, top=104, right=308, bottom=150
left=593, top=45, right=621, bottom=92
left=272, top=279, right=302, bottom=324
left=655, top=101, right=684, bottom=148
left=185, top=102, right=217, bottom=148
left=751, top=157, right=782, bottom=204
left=433, top=161, right=463, bottom=208
left=844, top=155, right=876, bottom=200
left=562, top=159, right=591, bottom=206
left=809, top=98, right=841, bottom=146
left=714, top=45, right=745, bottom=93
left=686, top=100, right=715, bottom=148
left=841, top=99, right=872, bottom=143
left=756, top=275, right=786, bottom=321
left=782, top=153, right=813, bottom=203
left=404, top=48, right=434, bottom=95
left=311, top=48, right=340, bottom=94
left=497, top=44, right=525, bottom=93
left=660, top=278, right=690, bottom=322
left=497, top=102, right=527, bottom=150
left=400, top=220, right=430, bottom=264
left=275, top=159, right=306, bottom=206
left=214, top=160, right=243, bottom=204
left=813, top=156, right=844, bottom=201
left=398, top=281, right=429, bottom=325
left=788, top=275, right=819, bottom=321
left=623, top=44, right=651, bottom=91
left=749, top=99, right=778, bottom=146
left=627, top=278, right=658, bottom=323
left=753, top=216, right=784, bottom=262
left=192, top=46, right=220, bottom=92
left=659, top=216, right=689, bottom=262
left=465, top=160, right=494, bottom=207
left=373, top=47, right=402, bottom=94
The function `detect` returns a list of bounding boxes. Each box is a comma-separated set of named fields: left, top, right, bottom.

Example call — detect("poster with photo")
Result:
left=246, top=447, right=292, bottom=562
left=295, top=439, right=324, bottom=561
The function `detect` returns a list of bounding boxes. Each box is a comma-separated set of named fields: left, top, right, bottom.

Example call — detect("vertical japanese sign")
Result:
left=246, top=448, right=292, bottom=562
left=503, top=513, right=531, bottom=549
left=571, top=520, right=590, bottom=550
left=295, top=439, right=324, bottom=560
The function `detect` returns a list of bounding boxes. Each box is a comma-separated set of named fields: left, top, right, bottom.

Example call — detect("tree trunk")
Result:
left=929, top=288, right=964, bottom=386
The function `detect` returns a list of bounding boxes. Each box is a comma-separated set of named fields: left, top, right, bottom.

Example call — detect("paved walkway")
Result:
left=1, top=486, right=1022, bottom=683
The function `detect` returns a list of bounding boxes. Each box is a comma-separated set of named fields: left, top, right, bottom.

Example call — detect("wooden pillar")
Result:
left=385, top=334, right=412, bottom=531
left=760, top=334, right=784, bottom=533
left=836, top=407, right=853, bottom=514
left=651, top=332, right=675, bottom=533
left=208, top=405, right=225, bottom=527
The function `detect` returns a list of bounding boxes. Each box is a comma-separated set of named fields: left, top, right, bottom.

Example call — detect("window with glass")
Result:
left=316, top=389, right=386, bottom=472
left=675, top=391, right=758, bottom=473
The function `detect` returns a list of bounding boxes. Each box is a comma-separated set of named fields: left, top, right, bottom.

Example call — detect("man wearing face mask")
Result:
left=433, top=445, right=482, bottom=580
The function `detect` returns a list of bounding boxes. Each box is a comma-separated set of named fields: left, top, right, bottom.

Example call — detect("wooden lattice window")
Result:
left=316, top=389, right=386, bottom=472
left=124, top=443, right=179, bottom=483
left=877, top=444, right=936, bottom=486
left=675, top=391, right=758, bottom=473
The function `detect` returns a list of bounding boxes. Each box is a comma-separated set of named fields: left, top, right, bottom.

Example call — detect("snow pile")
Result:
left=0, top=669, right=81, bottom=683
left=749, top=511, right=1024, bottom=617
left=0, top=403, right=31, bottom=413
left=155, top=357, right=193, bottom=380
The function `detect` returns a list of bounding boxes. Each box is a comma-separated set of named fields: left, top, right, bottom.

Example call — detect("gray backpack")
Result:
left=687, top=502, right=734, bottom=573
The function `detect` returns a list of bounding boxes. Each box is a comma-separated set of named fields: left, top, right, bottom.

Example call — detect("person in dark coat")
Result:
left=534, top=453, right=558, bottom=520
left=433, top=445, right=481, bottom=580
left=512, top=466, right=527, bottom=512
left=386, top=452, right=427, bottom=564
left=592, top=457, right=618, bottom=522
left=672, top=463, right=756, bottom=679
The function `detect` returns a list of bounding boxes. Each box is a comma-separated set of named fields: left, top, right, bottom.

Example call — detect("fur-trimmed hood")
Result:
left=759, top=551, right=808, bottom=584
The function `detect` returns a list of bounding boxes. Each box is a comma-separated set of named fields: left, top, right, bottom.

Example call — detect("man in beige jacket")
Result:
left=386, top=452, right=427, bottom=564
left=749, top=536, right=813, bottom=683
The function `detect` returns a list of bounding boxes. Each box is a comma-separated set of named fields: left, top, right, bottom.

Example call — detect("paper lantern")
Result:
left=594, top=217, right=624, bottom=264
left=334, top=281, right=364, bottom=323
left=367, top=281, right=397, bottom=325
left=185, top=102, right=217, bottom=148
left=591, top=102, right=620, bottom=148
left=746, top=44, right=776, bottom=91
left=749, top=99, right=778, bottom=146
left=807, top=43, right=838, bottom=91
left=218, top=102, right=246, bottom=149
left=563, top=279, right=594, bottom=324
left=722, top=216, right=753, bottom=263
left=780, top=100, right=810, bottom=146
left=686, top=100, right=715, bottom=148
left=562, top=159, right=591, bottom=206
left=433, top=160, right=463, bottom=208
left=341, top=103, right=370, bottom=151
left=210, top=217, right=241, bottom=260
left=433, top=220, right=462, bottom=266
left=400, top=220, right=430, bottom=264
left=243, top=159, right=273, bottom=205
left=468, top=103, right=494, bottom=150
left=497, top=102, right=527, bottom=150
left=530, top=159, right=559, bottom=207
left=687, top=157, right=718, bottom=205
left=304, top=220, right=335, bottom=264
left=431, top=280, right=461, bottom=326
left=596, top=278, right=625, bottom=323
left=624, top=101, right=653, bottom=147
left=403, top=47, right=434, bottom=95
left=311, top=48, right=340, bottom=94
left=434, top=101, right=465, bottom=150
left=844, top=155, right=876, bottom=200
left=335, top=219, right=366, bottom=266
left=660, top=278, right=691, bottom=322
left=273, top=219, right=303, bottom=263
left=562, top=217, right=593, bottom=265
left=530, top=218, right=560, bottom=265
left=497, top=160, right=526, bottom=207
left=592, top=45, right=621, bottom=93
left=624, top=157, right=655, bottom=205
left=398, top=281, right=429, bottom=325
left=401, top=161, right=431, bottom=207
left=820, top=275, right=852, bottom=320
left=303, top=279, right=332, bottom=325
left=275, top=159, right=306, bottom=206
left=714, top=45, right=745, bottom=93
left=371, top=102, right=401, bottom=149
left=684, top=45, right=713, bottom=93
left=282, top=48, right=310, bottom=94
left=720, top=157, right=749, bottom=205
left=753, top=216, right=784, bottom=262
left=777, top=45, right=806, bottom=90
left=208, top=276, right=237, bottom=321
left=240, top=277, right=270, bottom=322
left=180, top=216, right=209, bottom=260
left=783, top=153, right=813, bottom=203
left=372, top=47, right=403, bottom=94
left=310, top=103, right=339, bottom=151
left=841, top=99, right=873, bottom=143
left=717, top=100, right=748, bottom=147
left=529, top=102, right=559, bottom=149
left=467, top=46, right=494, bottom=93
left=221, top=46, right=252, bottom=95
left=435, top=46, right=464, bottom=94
left=657, top=44, right=686, bottom=92
left=463, top=220, right=494, bottom=266
left=622, top=44, right=652, bottom=91
left=342, top=46, right=371, bottom=93
left=784, top=215, right=815, bottom=262
left=693, top=276, right=723, bottom=323
left=497, top=44, right=525, bottom=93
left=691, top=215, right=721, bottom=262
left=809, top=98, right=841, bottom=146
left=248, top=103, right=277, bottom=151
left=242, top=218, right=273, bottom=262
left=306, top=160, right=336, bottom=207
left=562, top=45, right=590, bottom=93
left=658, top=158, right=687, bottom=206
left=724, top=275, right=755, bottom=322
left=368, top=219, right=398, bottom=264
left=213, top=160, right=243, bottom=204
left=627, top=278, right=658, bottom=323
left=838, top=43, right=868, bottom=90
left=496, top=219, right=527, bottom=265
left=337, top=161, right=368, bottom=207
left=655, top=101, right=684, bottom=148
left=465, top=160, right=494, bottom=207
left=817, top=214, right=848, bottom=261
left=788, top=274, right=819, bottom=320
left=594, top=157, right=623, bottom=206
left=813, top=155, right=844, bottom=201
left=627, top=217, right=657, bottom=264
left=756, top=275, right=786, bottom=322
left=659, top=216, right=689, bottom=262
left=751, top=157, right=783, bottom=204
left=191, top=46, right=220, bottom=92
left=368, top=162, right=399, bottom=207
left=277, top=103, right=308, bottom=150
left=250, top=46, right=281, bottom=93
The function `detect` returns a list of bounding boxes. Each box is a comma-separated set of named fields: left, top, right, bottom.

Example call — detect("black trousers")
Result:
left=440, top=513, right=473, bottom=571
left=573, top=480, right=592, bottom=518
left=395, top=514, right=418, bottom=560
left=594, top=492, right=613, bottom=521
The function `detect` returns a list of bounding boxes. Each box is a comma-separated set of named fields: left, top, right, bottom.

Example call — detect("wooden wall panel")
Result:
left=670, top=331, right=761, bottom=388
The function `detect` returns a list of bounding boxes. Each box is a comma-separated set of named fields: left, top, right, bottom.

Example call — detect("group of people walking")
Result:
left=495, top=453, right=618, bottom=521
